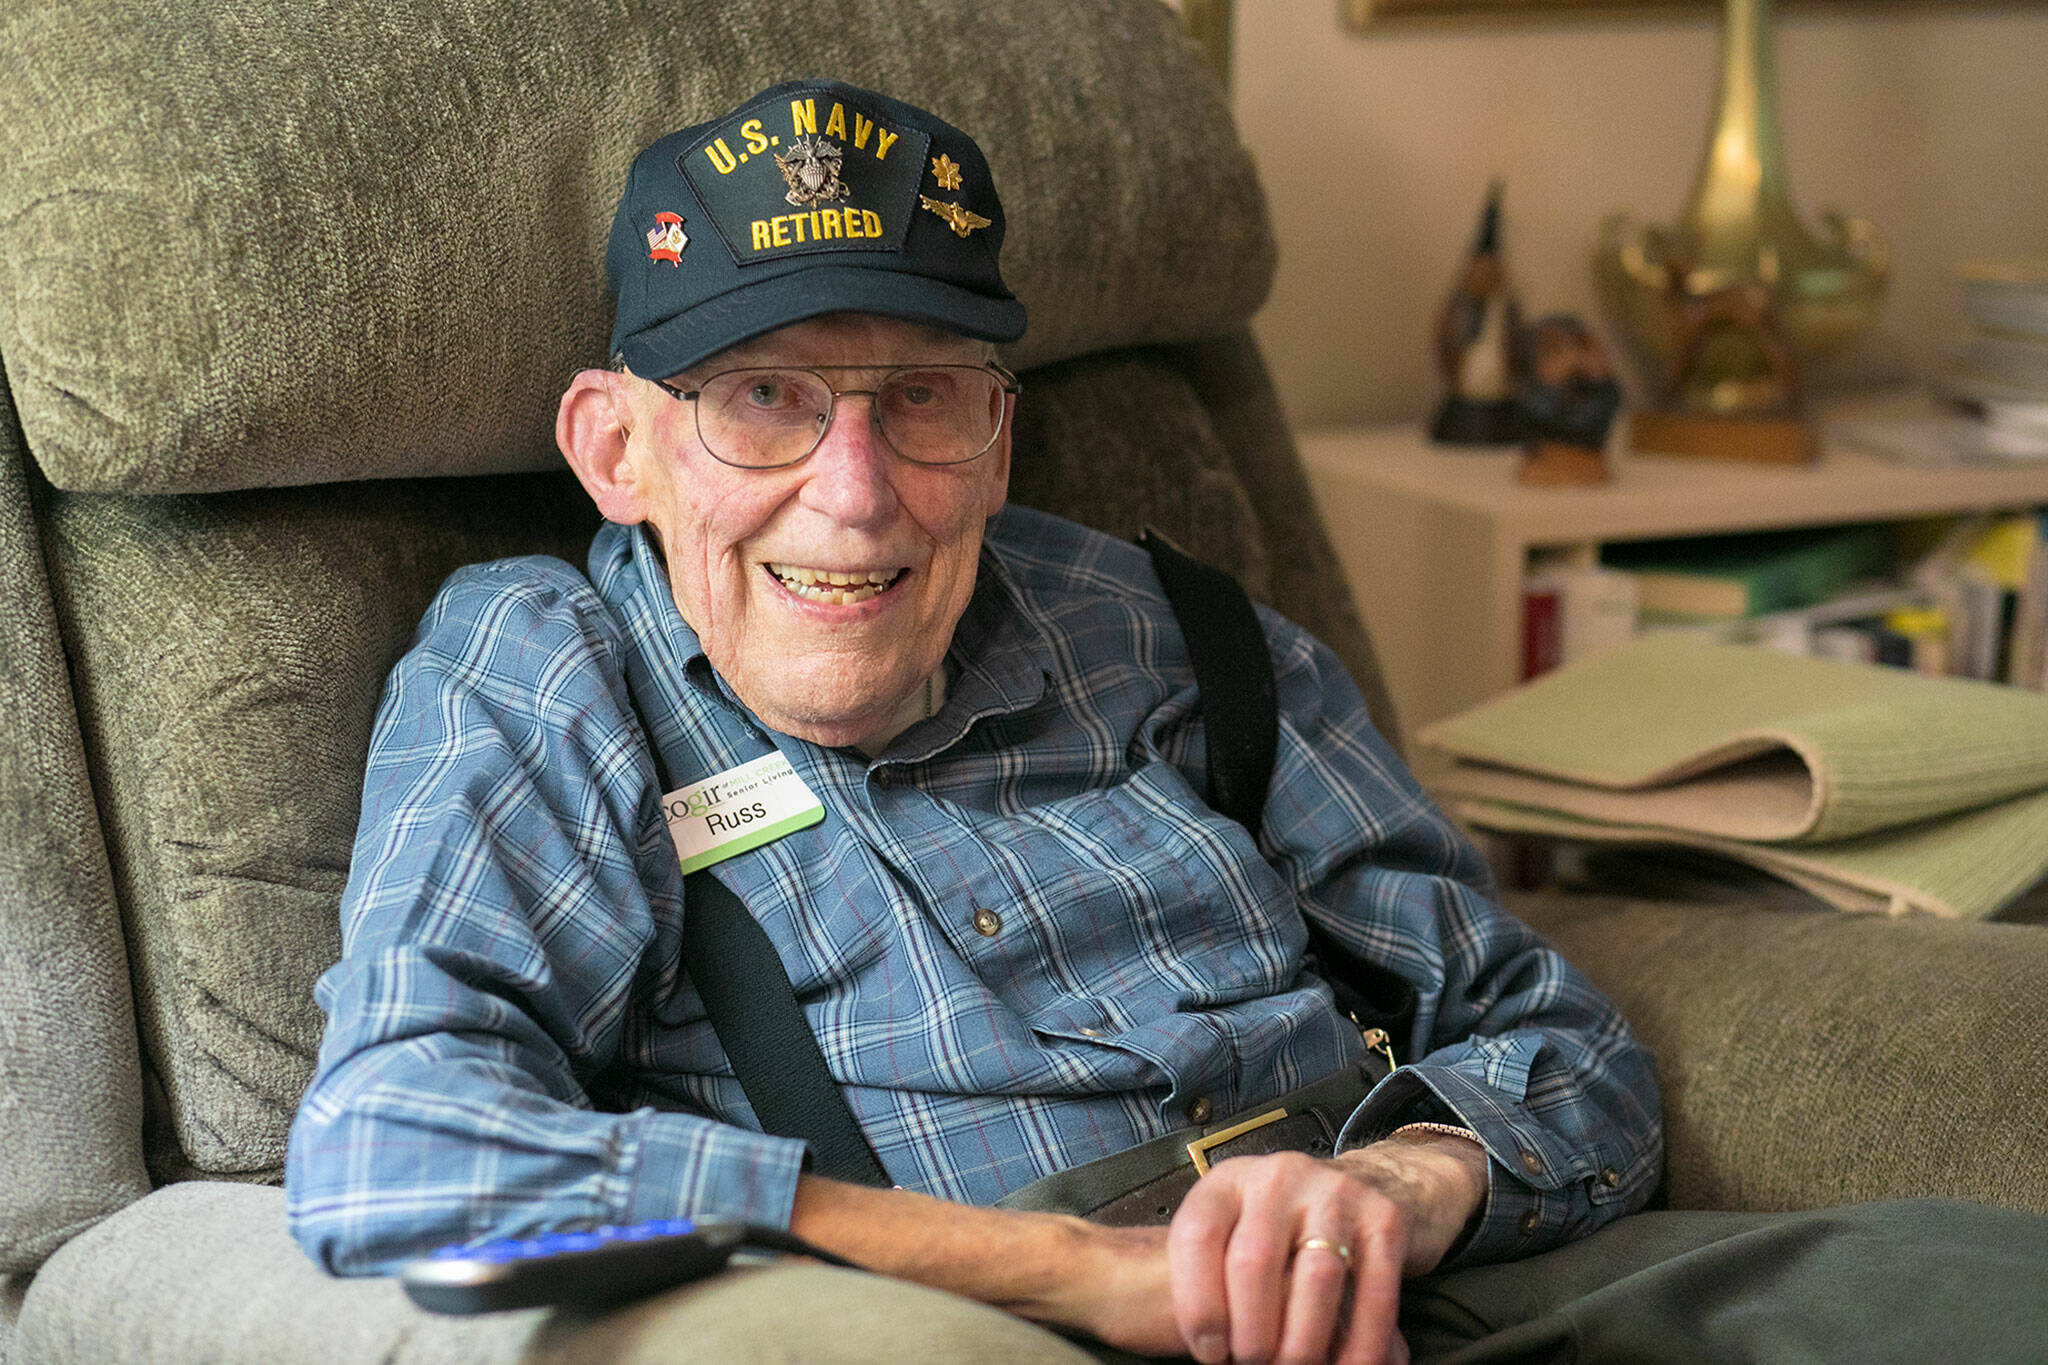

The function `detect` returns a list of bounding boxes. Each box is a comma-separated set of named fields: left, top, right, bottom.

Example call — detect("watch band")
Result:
left=1387, top=1121, right=1483, bottom=1145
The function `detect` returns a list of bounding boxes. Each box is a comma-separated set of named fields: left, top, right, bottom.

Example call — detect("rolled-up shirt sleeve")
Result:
left=1254, top=615, right=1663, bottom=1269
left=285, top=560, right=806, bottom=1276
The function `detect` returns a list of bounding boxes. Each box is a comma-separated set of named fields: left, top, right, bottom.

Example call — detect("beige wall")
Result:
left=1231, top=1, right=2048, bottom=430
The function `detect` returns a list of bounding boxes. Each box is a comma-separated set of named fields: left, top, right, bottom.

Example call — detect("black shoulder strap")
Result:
left=681, top=871, right=892, bottom=1187
left=1136, top=529, right=1277, bottom=828
left=1137, top=530, right=1418, bottom=1036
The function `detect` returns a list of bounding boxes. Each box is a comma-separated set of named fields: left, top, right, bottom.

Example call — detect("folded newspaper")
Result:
left=1417, top=635, right=2048, bottom=918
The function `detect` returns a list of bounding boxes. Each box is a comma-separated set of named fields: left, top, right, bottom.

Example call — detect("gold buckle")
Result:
left=1359, top=1026, right=1397, bottom=1073
left=1186, top=1108, right=1288, bottom=1177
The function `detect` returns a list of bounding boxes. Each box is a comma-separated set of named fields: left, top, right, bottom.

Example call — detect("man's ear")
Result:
left=558, top=369, right=650, bottom=524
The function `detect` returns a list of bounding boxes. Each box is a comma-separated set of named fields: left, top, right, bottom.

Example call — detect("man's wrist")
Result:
left=1334, top=1130, right=1490, bottom=1274
left=1385, top=1124, right=1490, bottom=1269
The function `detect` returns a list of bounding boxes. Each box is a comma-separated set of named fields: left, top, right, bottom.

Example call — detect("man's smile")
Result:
left=764, top=560, right=910, bottom=606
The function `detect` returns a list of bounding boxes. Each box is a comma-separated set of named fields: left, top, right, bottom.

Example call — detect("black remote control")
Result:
left=401, top=1217, right=751, bottom=1314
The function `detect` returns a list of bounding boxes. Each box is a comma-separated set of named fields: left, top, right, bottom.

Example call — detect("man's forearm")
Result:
left=790, top=1175, right=1074, bottom=1307
left=786, top=1133, right=1490, bottom=1354
left=787, top=1174, right=1176, bottom=1349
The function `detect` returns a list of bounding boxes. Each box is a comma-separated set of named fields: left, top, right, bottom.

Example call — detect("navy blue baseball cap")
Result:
left=606, top=79, right=1027, bottom=380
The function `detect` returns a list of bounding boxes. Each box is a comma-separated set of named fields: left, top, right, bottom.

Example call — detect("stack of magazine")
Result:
left=1421, top=635, right=2048, bottom=919
left=1948, top=257, right=2048, bottom=412
left=1831, top=260, right=2048, bottom=466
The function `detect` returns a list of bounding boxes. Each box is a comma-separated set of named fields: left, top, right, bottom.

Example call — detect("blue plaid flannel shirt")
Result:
left=286, top=506, right=1660, bottom=1276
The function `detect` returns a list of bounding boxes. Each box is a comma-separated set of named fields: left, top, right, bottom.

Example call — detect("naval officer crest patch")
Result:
left=681, top=86, right=932, bottom=263
left=775, top=134, right=850, bottom=207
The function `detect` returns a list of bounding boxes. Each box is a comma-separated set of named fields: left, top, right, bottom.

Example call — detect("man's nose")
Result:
left=797, top=394, right=896, bottom=526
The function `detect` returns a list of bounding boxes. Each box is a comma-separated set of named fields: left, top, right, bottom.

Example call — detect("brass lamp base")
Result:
left=1630, top=410, right=1813, bottom=465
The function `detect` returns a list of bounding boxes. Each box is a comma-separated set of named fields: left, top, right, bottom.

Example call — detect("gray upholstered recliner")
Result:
left=3, top=3, right=2045, bottom=1361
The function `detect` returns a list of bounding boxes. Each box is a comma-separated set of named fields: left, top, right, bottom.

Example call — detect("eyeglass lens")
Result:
left=695, top=367, right=1004, bottom=467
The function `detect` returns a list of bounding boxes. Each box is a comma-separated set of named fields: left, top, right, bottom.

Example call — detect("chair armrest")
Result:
left=1508, top=890, right=2048, bottom=1219
left=13, top=1183, right=1097, bottom=1364
left=15, top=1184, right=543, bottom=1363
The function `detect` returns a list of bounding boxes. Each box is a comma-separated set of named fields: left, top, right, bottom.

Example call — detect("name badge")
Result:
left=660, top=751, right=826, bottom=875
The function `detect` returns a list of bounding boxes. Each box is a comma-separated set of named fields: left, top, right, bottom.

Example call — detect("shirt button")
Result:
left=1186, top=1097, right=1214, bottom=1124
left=1600, top=1167, right=1621, bottom=1189
left=971, top=908, right=1002, bottom=937
left=1519, top=1149, right=1543, bottom=1176
left=1519, top=1209, right=1541, bottom=1236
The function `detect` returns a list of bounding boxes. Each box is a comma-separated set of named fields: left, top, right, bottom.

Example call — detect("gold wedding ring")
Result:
left=1296, top=1237, right=1353, bottom=1268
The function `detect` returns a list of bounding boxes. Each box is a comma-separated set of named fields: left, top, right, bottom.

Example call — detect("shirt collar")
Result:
left=886, top=532, right=1053, bottom=764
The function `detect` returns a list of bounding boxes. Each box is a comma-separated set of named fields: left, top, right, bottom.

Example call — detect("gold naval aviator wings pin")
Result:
left=919, top=195, right=990, bottom=238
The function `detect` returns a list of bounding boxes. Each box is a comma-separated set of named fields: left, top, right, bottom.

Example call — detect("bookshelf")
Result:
left=1300, top=403, right=2048, bottom=736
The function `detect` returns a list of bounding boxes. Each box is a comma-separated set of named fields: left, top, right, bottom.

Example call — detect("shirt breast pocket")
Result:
left=994, top=759, right=1305, bottom=1015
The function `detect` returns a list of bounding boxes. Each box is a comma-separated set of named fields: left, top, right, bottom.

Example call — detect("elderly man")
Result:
left=287, top=82, right=2043, bottom=1364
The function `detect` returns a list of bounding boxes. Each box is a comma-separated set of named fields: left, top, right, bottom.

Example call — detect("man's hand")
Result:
left=1162, top=1132, right=1490, bottom=1365
left=787, top=1129, right=1488, bottom=1363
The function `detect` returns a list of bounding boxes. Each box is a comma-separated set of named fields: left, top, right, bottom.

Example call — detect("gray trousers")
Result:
left=1084, top=1198, right=2048, bottom=1364
left=1404, top=1198, right=2048, bottom=1363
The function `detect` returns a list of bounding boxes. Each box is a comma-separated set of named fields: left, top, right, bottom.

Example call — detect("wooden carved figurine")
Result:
left=1515, top=315, right=1621, bottom=487
left=1430, top=181, right=1524, bottom=445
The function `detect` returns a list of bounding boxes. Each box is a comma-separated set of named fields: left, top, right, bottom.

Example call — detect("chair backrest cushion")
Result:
left=43, top=474, right=601, bottom=1179
left=0, top=396, right=151, bottom=1273
left=0, top=0, right=1272, bottom=496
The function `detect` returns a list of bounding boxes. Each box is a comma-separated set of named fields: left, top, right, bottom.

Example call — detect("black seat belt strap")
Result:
left=629, top=681, right=888, bottom=1185
left=1136, top=530, right=1278, bottom=828
left=1137, top=529, right=1418, bottom=1035
left=680, top=870, right=893, bottom=1187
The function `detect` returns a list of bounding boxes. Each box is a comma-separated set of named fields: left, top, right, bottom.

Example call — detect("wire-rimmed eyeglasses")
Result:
left=652, top=363, right=1021, bottom=470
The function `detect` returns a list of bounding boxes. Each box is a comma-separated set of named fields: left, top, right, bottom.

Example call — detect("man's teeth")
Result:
left=766, top=563, right=904, bottom=605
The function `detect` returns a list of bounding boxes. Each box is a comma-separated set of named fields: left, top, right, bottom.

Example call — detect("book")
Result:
left=1805, top=620, right=1910, bottom=669
left=2009, top=512, right=2048, bottom=690
left=1601, top=525, right=1891, bottom=621
left=1521, top=584, right=1560, bottom=680
left=1522, top=562, right=1638, bottom=680
left=1908, top=514, right=2043, bottom=682
left=1886, top=606, right=1953, bottom=676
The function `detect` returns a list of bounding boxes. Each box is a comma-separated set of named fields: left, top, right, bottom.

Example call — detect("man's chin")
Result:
left=761, top=710, right=899, bottom=752
left=738, top=680, right=917, bottom=750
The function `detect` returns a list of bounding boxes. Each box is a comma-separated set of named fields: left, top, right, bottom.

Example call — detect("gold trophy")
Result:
left=1595, top=0, right=1888, bottom=463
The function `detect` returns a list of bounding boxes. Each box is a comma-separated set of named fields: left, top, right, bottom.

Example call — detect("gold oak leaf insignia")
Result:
left=919, top=195, right=991, bottom=238
left=931, top=153, right=963, bottom=191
